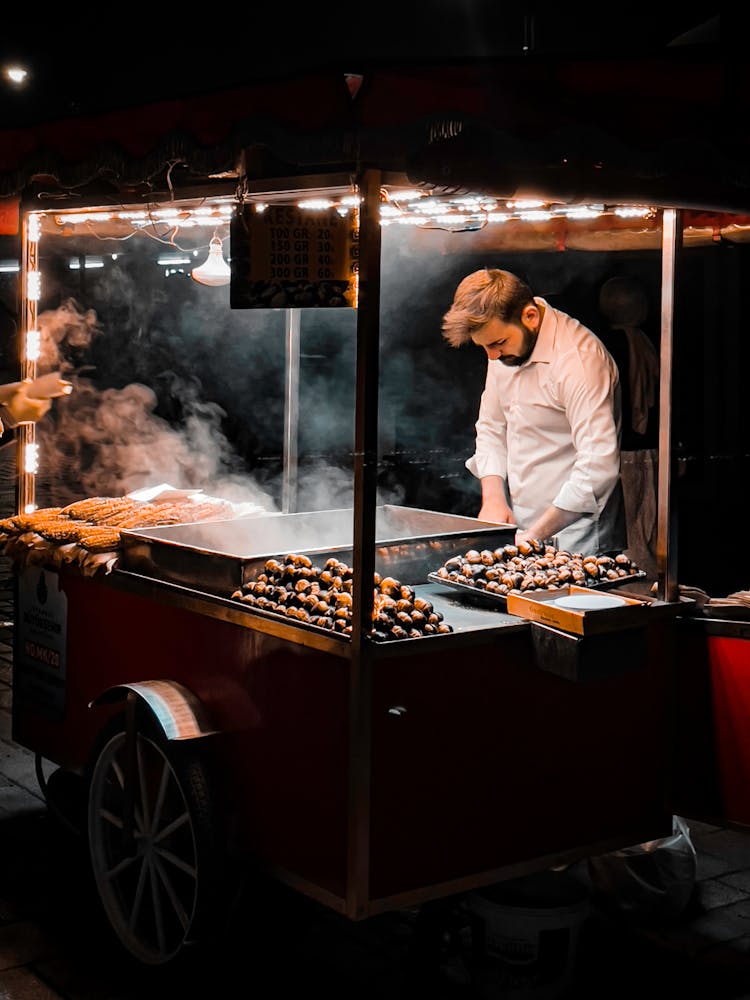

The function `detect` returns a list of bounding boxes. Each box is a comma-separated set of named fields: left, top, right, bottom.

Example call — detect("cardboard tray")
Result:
left=505, top=584, right=649, bottom=636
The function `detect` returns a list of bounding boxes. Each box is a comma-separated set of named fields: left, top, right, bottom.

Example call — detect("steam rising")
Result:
left=34, top=295, right=277, bottom=509
left=37, top=296, right=99, bottom=370
left=37, top=375, right=274, bottom=508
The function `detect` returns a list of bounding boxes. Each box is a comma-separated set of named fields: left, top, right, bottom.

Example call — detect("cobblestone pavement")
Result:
left=1, top=556, right=750, bottom=999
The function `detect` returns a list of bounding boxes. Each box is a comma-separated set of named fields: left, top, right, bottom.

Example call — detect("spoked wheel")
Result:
left=87, top=714, right=224, bottom=967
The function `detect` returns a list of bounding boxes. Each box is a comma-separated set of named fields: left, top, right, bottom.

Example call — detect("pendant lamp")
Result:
left=191, top=235, right=230, bottom=286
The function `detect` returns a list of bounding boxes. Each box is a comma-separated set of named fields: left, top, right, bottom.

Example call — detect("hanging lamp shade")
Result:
left=191, top=236, right=230, bottom=286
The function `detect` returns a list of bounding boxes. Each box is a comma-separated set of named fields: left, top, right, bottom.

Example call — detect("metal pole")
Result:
left=16, top=211, right=37, bottom=515
left=281, top=307, right=300, bottom=514
left=657, top=208, right=681, bottom=603
left=347, top=168, right=382, bottom=920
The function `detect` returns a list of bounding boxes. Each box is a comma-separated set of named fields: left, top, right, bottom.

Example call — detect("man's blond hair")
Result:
left=441, top=268, right=535, bottom=347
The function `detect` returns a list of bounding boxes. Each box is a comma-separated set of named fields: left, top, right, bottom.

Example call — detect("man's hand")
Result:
left=4, top=381, right=52, bottom=424
left=515, top=528, right=544, bottom=549
left=478, top=475, right=515, bottom=525
left=478, top=500, right=516, bottom=525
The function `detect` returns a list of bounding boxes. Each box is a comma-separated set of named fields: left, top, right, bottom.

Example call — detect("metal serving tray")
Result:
left=118, top=505, right=515, bottom=596
left=427, top=570, right=648, bottom=609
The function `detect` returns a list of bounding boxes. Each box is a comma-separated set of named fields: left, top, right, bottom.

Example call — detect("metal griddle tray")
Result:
left=427, top=570, right=647, bottom=609
left=119, top=505, right=515, bottom=596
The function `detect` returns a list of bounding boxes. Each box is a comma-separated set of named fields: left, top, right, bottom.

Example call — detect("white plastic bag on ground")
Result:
left=587, top=815, right=697, bottom=926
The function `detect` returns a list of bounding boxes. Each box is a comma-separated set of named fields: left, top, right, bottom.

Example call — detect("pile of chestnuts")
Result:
left=434, top=538, right=640, bottom=597
left=233, top=553, right=454, bottom=641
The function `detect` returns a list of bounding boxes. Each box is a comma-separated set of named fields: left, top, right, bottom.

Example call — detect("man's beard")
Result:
left=500, top=324, right=537, bottom=367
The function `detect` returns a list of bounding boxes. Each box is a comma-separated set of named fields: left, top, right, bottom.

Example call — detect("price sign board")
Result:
left=15, top=566, right=67, bottom=719
left=231, top=204, right=359, bottom=308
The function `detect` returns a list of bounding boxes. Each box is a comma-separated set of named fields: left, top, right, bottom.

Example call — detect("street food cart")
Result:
left=1, top=53, right=748, bottom=968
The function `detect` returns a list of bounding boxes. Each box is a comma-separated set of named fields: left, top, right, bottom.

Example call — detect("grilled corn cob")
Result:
left=75, top=525, right=122, bottom=552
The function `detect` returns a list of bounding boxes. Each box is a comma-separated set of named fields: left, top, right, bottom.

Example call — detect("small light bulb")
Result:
left=191, top=237, right=231, bottom=287
left=3, top=65, right=28, bottom=85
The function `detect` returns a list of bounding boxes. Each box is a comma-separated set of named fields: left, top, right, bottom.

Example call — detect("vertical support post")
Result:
left=347, top=168, right=382, bottom=920
left=657, top=209, right=681, bottom=603
left=281, top=307, right=300, bottom=514
left=16, top=211, right=38, bottom=515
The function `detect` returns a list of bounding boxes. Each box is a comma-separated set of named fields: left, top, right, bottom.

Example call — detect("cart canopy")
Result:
left=1, top=34, right=749, bottom=217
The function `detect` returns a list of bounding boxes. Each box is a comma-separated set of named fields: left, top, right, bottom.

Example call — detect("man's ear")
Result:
left=521, top=303, right=541, bottom=331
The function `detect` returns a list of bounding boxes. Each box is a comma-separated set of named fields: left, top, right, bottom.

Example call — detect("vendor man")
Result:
left=441, top=267, right=626, bottom=556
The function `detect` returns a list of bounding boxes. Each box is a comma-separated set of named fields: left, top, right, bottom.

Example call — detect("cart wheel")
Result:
left=87, top=714, right=224, bottom=967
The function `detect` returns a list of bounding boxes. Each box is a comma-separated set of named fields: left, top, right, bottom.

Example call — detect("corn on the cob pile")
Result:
left=0, top=494, right=239, bottom=574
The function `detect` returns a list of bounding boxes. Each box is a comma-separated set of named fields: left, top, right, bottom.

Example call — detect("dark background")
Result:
left=1, top=10, right=720, bottom=130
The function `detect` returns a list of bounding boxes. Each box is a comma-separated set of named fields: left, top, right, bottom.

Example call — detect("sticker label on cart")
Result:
left=15, top=567, right=67, bottom=719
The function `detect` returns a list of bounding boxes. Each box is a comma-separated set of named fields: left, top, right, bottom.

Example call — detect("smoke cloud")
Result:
left=32, top=290, right=279, bottom=508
